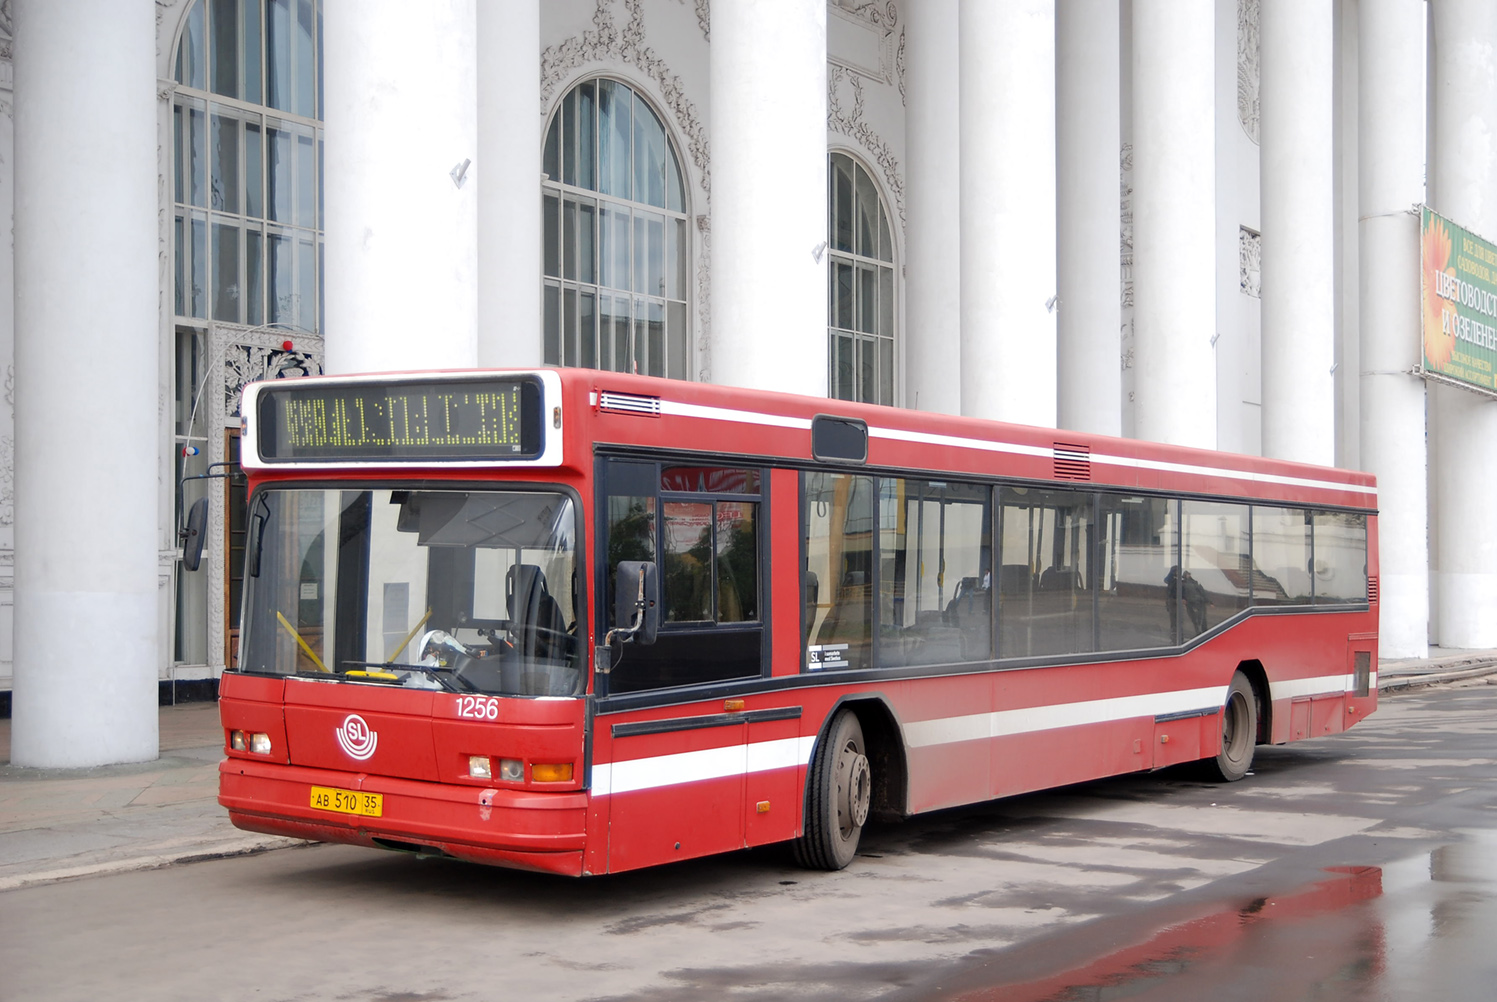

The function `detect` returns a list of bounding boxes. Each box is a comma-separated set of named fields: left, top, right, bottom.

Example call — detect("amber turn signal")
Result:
left=531, top=762, right=574, bottom=783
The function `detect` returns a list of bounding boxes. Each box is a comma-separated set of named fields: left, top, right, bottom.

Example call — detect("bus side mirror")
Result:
left=612, top=560, right=659, bottom=646
left=181, top=497, right=209, bottom=572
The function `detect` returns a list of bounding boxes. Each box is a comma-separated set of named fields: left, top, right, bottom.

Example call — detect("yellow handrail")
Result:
left=276, top=610, right=329, bottom=672
left=387, top=608, right=434, bottom=663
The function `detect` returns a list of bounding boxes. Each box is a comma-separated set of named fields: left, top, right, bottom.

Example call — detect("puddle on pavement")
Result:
left=935, top=830, right=1497, bottom=1002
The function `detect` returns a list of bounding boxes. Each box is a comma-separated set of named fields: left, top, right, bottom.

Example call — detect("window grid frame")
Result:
left=542, top=76, right=691, bottom=380
left=171, top=0, right=325, bottom=335
left=827, top=151, right=898, bottom=407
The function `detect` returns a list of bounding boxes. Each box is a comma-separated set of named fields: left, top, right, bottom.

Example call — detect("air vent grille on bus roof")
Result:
left=597, top=391, right=662, bottom=417
left=1367, top=576, right=1379, bottom=604
left=1053, top=442, right=1091, bottom=481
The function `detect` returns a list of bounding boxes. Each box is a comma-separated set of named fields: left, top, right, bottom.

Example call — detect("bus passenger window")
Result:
left=1180, top=500, right=1251, bottom=637
left=1096, top=495, right=1177, bottom=651
left=1311, top=511, right=1367, bottom=604
left=1251, top=506, right=1312, bottom=605
left=879, top=478, right=991, bottom=667
left=803, top=472, right=874, bottom=671
left=998, top=487, right=1094, bottom=657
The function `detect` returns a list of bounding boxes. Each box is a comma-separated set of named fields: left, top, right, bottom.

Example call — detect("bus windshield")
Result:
left=238, top=488, right=582, bottom=696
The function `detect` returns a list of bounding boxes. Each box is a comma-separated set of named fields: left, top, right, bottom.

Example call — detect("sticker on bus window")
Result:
left=807, top=644, right=849, bottom=671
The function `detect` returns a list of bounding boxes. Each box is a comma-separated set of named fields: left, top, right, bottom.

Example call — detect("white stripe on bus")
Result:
left=1270, top=671, right=1376, bottom=701
left=869, top=426, right=1376, bottom=497
left=638, top=396, right=1374, bottom=500
left=901, top=685, right=1230, bottom=749
left=592, top=735, right=817, bottom=797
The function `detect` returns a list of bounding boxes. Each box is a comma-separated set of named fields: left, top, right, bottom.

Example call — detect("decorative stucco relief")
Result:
left=541, top=0, right=710, bottom=200
left=0, top=366, right=13, bottom=527
left=218, top=330, right=325, bottom=416
left=827, top=66, right=905, bottom=229
left=692, top=0, right=709, bottom=41
left=1238, top=0, right=1260, bottom=145
left=895, top=27, right=905, bottom=105
left=1120, top=143, right=1135, bottom=380
left=1239, top=226, right=1262, bottom=298
left=695, top=214, right=711, bottom=382
left=1120, top=144, right=1134, bottom=311
left=827, top=0, right=899, bottom=88
left=832, top=0, right=898, bottom=32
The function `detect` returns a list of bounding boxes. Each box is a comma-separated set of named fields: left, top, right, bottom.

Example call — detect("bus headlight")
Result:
left=498, top=758, right=523, bottom=781
left=249, top=733, right=272, bottom=755
left=468, top=755, right=492, bottom=779
left=230, top=730, right=246, bottom=751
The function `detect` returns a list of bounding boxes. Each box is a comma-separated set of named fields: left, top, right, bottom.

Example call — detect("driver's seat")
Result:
left=507, top=564, right=569, bottom=659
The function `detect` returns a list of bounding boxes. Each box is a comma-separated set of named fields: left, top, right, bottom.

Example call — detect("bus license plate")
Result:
left=310, top=785, right=383, bottom=818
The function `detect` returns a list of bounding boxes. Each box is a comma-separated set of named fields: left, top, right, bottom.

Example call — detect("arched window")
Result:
left=542, top=78, right=690, bottom=378
left=828, top=153, right=896, bottom=405
left=172, top=0, right=324, bottom=332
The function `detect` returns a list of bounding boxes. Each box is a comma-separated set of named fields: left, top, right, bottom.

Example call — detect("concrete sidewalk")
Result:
left=2, top=650, right=1495, bottom=892
left=0, top=702, right=301, bottom=892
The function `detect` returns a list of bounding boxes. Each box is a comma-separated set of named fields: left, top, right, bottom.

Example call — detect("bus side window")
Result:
left=1096, top=495, right=1176, bottom=651
left=1311, top=510, right=1367, bottom=604
left=879, top=478, right=991, bottom=667
left=998, top=487, right=1094, bottom=658
left=803, top=472, right=874, bottom=671
left=1180, top=499, right=1251, bottom=637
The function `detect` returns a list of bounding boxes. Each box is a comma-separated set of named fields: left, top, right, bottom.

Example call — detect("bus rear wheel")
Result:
left=793, top=710, right=871, bottom=870
left=1208, top=672, right=1258, bottom=782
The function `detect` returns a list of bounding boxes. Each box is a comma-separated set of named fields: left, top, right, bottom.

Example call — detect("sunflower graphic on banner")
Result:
left=1421, top=206, right=1497, bottom=395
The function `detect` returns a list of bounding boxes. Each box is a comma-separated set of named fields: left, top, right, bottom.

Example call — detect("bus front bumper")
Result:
left=219, top=758, right=591, bottom=876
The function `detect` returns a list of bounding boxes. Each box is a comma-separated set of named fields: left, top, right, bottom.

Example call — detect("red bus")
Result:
left=217, top=368, right=1378, bottom=876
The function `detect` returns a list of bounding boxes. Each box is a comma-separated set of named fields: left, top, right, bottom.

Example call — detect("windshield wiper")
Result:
left=339, top=660, right=476, bottom=693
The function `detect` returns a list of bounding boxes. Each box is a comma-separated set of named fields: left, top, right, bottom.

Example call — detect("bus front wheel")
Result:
left=793, top=710, right=871, bottom=870
left=1208, top=672, right=1258, bottom=782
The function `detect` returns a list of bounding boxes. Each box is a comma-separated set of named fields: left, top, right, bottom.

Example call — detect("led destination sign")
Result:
left=256, top=377, right=543, bottom=462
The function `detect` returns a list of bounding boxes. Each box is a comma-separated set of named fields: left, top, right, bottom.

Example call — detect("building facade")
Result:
left=1, top=0, right=1486, bottom=767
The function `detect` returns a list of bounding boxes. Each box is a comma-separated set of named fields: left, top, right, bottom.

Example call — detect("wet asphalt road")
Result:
left=5, top=680, right=1497, bottom=1002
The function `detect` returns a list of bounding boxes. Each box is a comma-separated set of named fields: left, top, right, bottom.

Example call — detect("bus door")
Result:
left=596, top=458, right=772, bottom=870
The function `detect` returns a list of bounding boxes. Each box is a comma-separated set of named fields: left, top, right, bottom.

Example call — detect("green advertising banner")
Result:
left=1422, top=205, right=1497, bottom=395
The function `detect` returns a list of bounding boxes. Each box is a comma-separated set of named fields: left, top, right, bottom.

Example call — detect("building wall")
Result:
left=0, top=0, right=1454, bottom=718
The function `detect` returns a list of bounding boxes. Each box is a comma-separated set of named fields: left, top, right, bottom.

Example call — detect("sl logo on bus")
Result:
left=336, top=714, right=378, bottom=761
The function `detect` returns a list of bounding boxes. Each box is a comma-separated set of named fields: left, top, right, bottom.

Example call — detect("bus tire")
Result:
left=1208, top=672, right=1257, bottom=782
left=793, top=710, right=872, bottom=870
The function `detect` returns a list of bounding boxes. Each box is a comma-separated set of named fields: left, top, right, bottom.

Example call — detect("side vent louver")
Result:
left=597, top=391, right=662, bottom=417
left=1367, top=576, right=1379, bottom=604
left=1053, top=442, right=1091, bottom=481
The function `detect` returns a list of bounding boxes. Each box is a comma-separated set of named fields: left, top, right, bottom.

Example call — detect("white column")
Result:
left=1359, top=0, right=1427, bottom=658
left=1259, top=0, right=1335, bottom=465
left=1130, top=1, right=1216, bottom=448
left=710, top=0, right=826, bottom=395
left=11, top=0, right=159, bottom=767
left=959, top=0, right=1057, bottom=427
left=1056, top=0, right=1121, bottom=436
left=1431, top=0, right=1497, bottom=649
left=904, top=0, right=962, bottom=415
left=477, top=0, right=541, bottom=369
left=323, top=0, right=478, bottom=374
